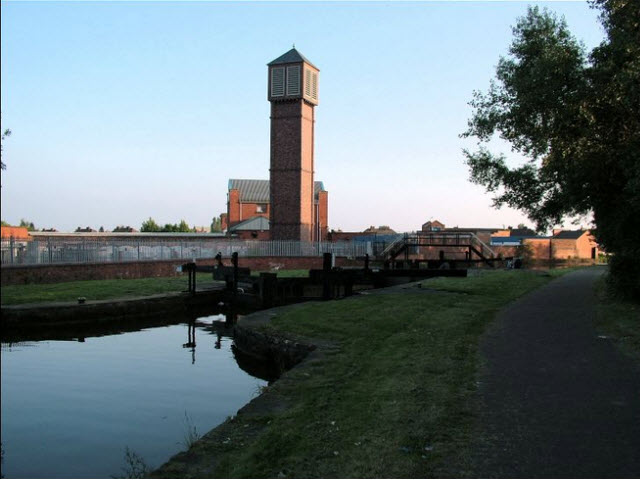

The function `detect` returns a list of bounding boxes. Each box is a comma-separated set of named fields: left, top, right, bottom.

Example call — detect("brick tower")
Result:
left=268, top=48, right=319, bottom=241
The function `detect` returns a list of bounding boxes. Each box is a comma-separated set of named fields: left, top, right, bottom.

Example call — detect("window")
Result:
left=271, top=67, right=285, bottom=97
left=286, top=65, right=300, bottom=95
left=304, top=69, right=318, bottom=102
left=304, top=69, right=312, bottom=97
left=311, top=71, right=318, bottom=101
left=256, top=204, right=267, bottom=213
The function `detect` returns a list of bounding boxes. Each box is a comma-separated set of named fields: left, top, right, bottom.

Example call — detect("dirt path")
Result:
left=473, top=267, right=640, bottom=478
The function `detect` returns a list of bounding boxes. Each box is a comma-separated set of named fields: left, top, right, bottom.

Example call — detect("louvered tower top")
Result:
left=268, top=48, right=319, bottom=105
left=268, top=48, right=319, bottom=70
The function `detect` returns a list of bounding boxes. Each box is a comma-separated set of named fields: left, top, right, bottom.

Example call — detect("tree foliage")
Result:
left=1, top=115, right=10, bottom=171
left=463, top=1, right=640, bottom=298
left=141, top=217, right=161, bottom=232
left=210, top=216, right=222, bottom=233
left=140, top=217, right=195, bottom=233
left=113, top=225, right=135, bottom=232
left=19, top=219, right=36, bottom=231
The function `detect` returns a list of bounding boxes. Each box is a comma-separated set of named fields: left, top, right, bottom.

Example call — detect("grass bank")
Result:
left=593, top=277, right=640, bottom=364
left=0, top=275, right=202, bottom=305
left=1, top=270, right=311, bottom=305
left=160, top=269, right=570, bottom=478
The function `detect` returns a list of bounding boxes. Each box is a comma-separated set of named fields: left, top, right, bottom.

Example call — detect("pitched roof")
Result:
left=509, top=228, right=537, bottom=237
left=228, top=179, right=326, bottom=202
left=0, top=226, right=31, bottom=240
left=229, top=179, right=270, bottom=203
left=268, top=48, right=318, bottom=69
left=228, top=216, right=270, bottom=232
left=553, top=229, right=587, bottom=239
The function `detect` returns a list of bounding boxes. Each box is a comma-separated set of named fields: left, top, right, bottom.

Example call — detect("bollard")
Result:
left=322, top=252, right=332, bottom=300
left=259, top=272, right=278, bottom=308
left=231, top=252, right=239, bottom=295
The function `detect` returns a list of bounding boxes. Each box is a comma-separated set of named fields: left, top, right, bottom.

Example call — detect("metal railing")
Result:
left=379, top=232, right=497, bottom=260
left=0, top=237, right=370, bottom=266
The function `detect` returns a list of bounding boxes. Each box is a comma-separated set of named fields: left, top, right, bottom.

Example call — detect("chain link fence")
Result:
left=1, top=237, right=371, bottom=266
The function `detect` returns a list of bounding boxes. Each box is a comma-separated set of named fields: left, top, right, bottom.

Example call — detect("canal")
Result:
left=0, top=313, right=268, bottom=478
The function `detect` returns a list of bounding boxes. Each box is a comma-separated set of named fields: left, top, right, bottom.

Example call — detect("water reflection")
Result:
left=183, top=322, right=197, bottom=364
left=0, top=306, right=268, bottom=479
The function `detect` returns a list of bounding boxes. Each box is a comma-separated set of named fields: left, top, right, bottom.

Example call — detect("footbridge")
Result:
left=380, top=232, right=498, bottom=267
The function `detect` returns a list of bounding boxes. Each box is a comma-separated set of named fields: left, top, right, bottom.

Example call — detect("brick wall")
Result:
left=228, top=189, right=241, bottom=226
left=316, top=190, right=328, bottom=241
left=524, top=238, right=552, bottom=260
left=1, top=256, right=363, bottom=286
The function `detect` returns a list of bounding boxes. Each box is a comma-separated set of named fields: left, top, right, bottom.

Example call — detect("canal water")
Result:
left=0, top=314, right=267, bottom=479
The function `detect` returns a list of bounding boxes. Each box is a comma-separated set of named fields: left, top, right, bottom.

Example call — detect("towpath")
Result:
left=473, top=267, right=640, bottom=477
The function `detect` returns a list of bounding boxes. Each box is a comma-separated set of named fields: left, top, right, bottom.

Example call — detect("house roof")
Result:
left=509, top=228, right=537, bottom=237
left=422, top=220, right=445, bottom=227
left=228, top=179, right=326, bottom=202
left=228, top=216, right=270, bottom=232
left=0, top=226, right=31, bottom=240
left=553, top=229, right=587, bottom=239
left=446, top=227, right=502, bottom=234
left=268, top=48, right=318, bottom=69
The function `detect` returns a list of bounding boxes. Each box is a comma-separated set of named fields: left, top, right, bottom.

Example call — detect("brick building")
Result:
left=420, top=220, right=599, bottom=261
left=220, top=48, right=329, bottom=242
left=268, top=48, right=320, bottom=242
left=224, top=178, right=328, bottom=241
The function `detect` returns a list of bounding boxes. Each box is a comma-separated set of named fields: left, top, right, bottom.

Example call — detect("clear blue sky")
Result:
left=1, top=1, right=605, bottom=233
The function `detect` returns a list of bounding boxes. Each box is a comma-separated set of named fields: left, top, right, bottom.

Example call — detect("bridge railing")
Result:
left=0, top=237, right=370, bottom=266
left=380, top=231, right=497, bottom=260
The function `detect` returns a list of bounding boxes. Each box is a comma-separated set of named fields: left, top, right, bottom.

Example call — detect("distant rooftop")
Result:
left=553, top=229, right=588, bottom=239
left=228, top=216, right=270, bottom=232
left=228, top=179, right=326, bottom=203
left=268, top=48, right=318, bottom=69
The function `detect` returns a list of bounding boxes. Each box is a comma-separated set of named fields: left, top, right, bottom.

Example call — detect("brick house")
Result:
left=227, top=216, right=270, bottom=240
left=421, top=220, right=445, bottom=232
left=491, top=229, right=599, bottom=260
left=225, top=178, right=328, bottom=241
left=548, top=229, right=599, bottom=259
left=419, top=220, right=599, bottom=261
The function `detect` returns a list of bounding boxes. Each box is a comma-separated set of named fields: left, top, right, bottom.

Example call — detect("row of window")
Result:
left=271, top=65, right=318, bottom=101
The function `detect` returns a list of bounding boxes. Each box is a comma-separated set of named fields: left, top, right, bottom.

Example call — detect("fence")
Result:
left=0, top=237, right=371, bottom=266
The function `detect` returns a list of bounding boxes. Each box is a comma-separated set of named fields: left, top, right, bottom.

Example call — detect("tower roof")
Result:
left=268, top=48, right=318, bottom=70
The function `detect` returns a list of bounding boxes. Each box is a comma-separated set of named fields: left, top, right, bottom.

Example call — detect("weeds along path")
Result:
left=473, top=267, right=640, bottom=477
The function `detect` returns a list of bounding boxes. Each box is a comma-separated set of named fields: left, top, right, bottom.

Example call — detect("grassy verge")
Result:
left=593, top=277, right=640, bottom=364
left=0, top=274, right=208, bottom=305
left=1, top=270, right=312, bottom=305
left=201, top=269, right=569, bottom=478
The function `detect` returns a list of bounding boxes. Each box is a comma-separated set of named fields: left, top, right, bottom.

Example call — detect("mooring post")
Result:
left=364, top=253, right=370, bottom=271
left=323, top=252, right=332, bottom=300
left=344, top=272, right=354, bottom=297
left=231, top=252, right=239, bottom=295
left=185, top=262, right=196, bottom=295
left=259, top=272, right=278, bottom=308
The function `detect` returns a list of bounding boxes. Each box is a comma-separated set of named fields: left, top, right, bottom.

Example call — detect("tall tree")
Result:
left=210, top=216, right=222, bottom=233
left=19, top=219, right=36, bottom=231
left=141, top=217, right=161, bottom=232
left=463, top=1, right=640, bottom=298
left=176, top=219, right=192, bottom=233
